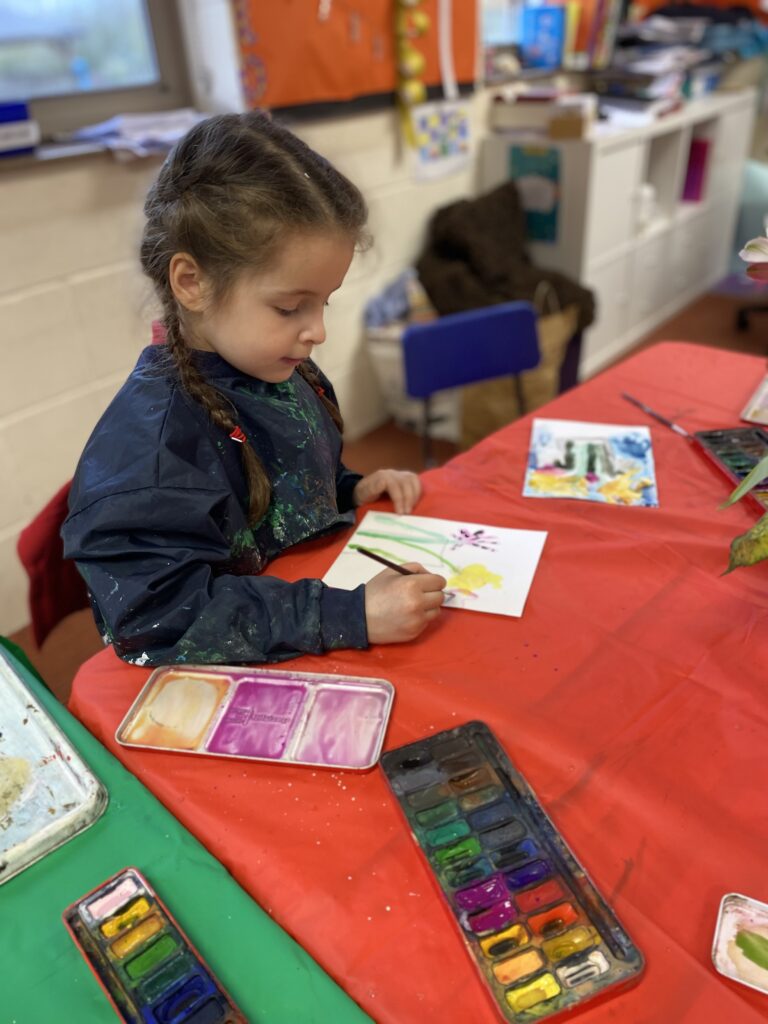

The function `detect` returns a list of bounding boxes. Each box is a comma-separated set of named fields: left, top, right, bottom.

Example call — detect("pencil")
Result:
left=353, top=546, right=414, bottom=575
left=621, top=392, right=691, bottom=438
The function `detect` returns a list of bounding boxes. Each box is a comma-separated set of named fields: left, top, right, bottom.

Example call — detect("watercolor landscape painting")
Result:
left=523, top=418, right=659, bottom=507
left=323, top=512, right=547, bottom=617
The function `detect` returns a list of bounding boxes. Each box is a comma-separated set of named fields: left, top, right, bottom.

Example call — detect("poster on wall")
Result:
left=232, top=0, right=476, bottom=111
left=509, top=144, right=560, bottom=243
left=410, top=100, right=471, bottom=180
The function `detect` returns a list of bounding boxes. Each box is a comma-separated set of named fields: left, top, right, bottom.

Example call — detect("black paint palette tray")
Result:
left=381, top=722, right=644, bottom=1022
left=694, top=426, right=768, bottom=512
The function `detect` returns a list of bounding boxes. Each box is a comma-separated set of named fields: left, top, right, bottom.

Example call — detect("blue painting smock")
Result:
left=62, top=347, right=367, bottom=666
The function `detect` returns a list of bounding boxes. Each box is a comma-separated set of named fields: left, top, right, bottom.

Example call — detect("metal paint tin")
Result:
left=0, top=649, right=108, bottom=885
left=116, top=664, right=395, bottom=771
left=712, top=892, right=768, bottom=996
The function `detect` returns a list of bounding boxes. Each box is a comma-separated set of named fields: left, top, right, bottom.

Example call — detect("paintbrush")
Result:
left=353, top=545, right=415, bottom=575
left=621, top=393, right=691, bottom=438
left=353, top=545, right=454, bottom=601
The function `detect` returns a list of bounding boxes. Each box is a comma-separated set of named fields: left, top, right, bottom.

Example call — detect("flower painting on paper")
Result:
left=523, top=419, right=659, bottom=508
left=323, top=512, right=547, bottom=617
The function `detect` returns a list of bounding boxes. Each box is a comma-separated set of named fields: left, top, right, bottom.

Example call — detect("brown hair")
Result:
left=140, top=112, right=368, bottom=526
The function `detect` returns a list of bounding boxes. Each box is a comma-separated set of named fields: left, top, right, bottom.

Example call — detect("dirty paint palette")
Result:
left=381, top=722, right=644, bottom=1022
left=64, top=867, right=245, bottom=1024
left=712, top=892, right=768, bottom=996
left=694, top=427, right=768, bottom=512
left=0, top=648, right=108, bottom=885
left=116, top=665, right=394, bottom=770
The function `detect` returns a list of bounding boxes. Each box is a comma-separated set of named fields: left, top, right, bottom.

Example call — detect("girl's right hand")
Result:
left=364, top=563, right=447, bottom=644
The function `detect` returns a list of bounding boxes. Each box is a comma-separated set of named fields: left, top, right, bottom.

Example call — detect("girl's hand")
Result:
left=364, top=564, right=446, bottom=644
left=353, top=469, right=422, bottom=514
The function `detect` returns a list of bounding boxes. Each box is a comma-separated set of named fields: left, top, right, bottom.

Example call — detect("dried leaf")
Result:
left=723, top=513, right=768, bottom=573
left=720, top=454, right=768, bottom=508
left=738, top=235, right=768, bottom=263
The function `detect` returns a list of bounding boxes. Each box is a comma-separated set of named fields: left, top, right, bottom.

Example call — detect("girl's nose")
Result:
left=300, top=312, right=326, bottom=346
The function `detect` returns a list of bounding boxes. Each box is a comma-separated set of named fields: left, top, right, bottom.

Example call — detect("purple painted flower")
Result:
left=449, top=528, right=499, bottom=551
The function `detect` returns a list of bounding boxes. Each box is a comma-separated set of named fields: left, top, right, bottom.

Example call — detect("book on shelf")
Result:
left=598, top=94, right=683, bottom=126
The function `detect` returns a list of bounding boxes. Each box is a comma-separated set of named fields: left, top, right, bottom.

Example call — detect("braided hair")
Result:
left=140, top=112, right=368, bottom=526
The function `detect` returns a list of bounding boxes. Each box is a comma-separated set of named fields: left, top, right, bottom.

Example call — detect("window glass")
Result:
left=0, top=0, right=158, bottom=102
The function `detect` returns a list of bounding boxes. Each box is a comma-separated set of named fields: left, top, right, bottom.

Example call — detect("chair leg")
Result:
left=513, top=374, right=527, bottom=417
left=422, top=396, right=436, bottom=468
left=736, top=305, right=768, bottom=332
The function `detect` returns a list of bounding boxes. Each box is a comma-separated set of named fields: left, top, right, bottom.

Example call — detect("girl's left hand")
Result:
left=353, top=469, right=422, bottom=514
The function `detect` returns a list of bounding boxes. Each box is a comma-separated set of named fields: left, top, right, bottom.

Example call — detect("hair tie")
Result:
left=229, top=426, right=247, bottom=443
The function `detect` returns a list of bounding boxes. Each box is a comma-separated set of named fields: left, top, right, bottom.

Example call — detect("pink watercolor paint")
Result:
left=85, top=876, right=139, bottom=922
left=293, top=687, right=389, bottom=769
left=117, top=666, right=395, bottom=770
left=207, top=681, right=306, bottom=759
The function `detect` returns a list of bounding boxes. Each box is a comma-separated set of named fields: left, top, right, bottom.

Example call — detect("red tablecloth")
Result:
left=70, top=342, right=768, bottom=1023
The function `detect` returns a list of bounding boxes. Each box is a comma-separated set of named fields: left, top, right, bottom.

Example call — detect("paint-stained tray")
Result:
left=0, top=649, right=108, bottom=885
left=116, top=664, right=395, bottom=771
left=381, top=721, right=644, bottom=1022
left=64, top=866, right=246, bottom=1023
left=712, top=893, right=768, bottom=996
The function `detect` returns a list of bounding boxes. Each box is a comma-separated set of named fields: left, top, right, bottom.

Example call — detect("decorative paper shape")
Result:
left=323, top=511, right=547, bottom=617
left=523, top=418, right=659, bottom=507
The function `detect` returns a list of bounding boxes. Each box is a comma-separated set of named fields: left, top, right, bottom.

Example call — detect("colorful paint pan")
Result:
left=0, top=649, right=107, bottom=885
left=381, top=722, right=644, bottom=1022
left=63, top=867, right=245, bottom=1024
left=712, top=892, right=768, bottom=996
left=116, top=665, right=394, bottom=770
left=694, top=426, right=768, bottom=512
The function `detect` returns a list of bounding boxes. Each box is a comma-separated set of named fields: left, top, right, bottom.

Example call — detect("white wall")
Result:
left=0, top=67, right=489, bottom=635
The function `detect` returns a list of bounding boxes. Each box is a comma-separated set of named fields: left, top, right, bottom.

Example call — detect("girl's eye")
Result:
left=275, top=307, right=299, bottom=317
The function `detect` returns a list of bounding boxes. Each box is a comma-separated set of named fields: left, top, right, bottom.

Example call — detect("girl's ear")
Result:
left=169, top=253, right=209, bottom=312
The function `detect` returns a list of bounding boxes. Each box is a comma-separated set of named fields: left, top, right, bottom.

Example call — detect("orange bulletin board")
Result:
left=232, top=0, right=478, bottom=110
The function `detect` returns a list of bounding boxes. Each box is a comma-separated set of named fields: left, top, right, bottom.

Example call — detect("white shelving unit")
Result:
left=479, top=89, right=758, bottom=378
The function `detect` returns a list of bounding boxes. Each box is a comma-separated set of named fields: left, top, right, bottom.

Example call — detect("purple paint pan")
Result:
left=116, top=665, right=394, bottom=770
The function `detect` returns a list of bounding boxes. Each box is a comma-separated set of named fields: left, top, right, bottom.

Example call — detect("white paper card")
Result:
left=323, top=512, right=547, bottom=617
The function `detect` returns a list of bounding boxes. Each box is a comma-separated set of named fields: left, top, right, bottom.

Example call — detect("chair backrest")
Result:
left=402, top=301, right=540, bottom=399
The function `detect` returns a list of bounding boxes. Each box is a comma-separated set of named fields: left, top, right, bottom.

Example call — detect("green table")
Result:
left=0, top=640, right=372, bottom=1024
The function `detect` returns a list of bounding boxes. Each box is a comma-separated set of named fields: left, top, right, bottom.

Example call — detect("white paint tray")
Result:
left=0, top=649, right=108, bottom=885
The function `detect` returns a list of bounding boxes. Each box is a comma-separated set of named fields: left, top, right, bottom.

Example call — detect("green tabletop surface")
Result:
left=0, top=639, right=372, bottom=1024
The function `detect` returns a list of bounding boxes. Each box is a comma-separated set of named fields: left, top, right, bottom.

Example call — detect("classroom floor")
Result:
left=8, top=290, right=766, bottom=704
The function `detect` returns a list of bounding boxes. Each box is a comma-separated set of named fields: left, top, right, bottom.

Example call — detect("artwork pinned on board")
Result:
left=509, top=144, right=560, bottom=242
left=323, top=511, right=547, bottom=617
left=410, top=100, right=472, bottom=180
left=523, top=418, right=659, bottom=507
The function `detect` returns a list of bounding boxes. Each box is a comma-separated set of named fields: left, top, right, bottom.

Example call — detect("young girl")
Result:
left=62, top=112, right=446, bottom=666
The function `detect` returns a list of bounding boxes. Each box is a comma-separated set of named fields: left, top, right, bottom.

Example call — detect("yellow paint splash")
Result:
left=447, top=563, right=503, bottom=594
left=527, top=471, right=588, bottom=498
left=598, top=470, right=652, bottom=505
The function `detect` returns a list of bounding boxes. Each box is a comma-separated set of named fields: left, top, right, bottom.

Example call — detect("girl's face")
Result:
left=180, top=231, right=355, bottom=383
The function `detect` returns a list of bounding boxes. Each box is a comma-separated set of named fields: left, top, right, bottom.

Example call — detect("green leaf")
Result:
left=723, top=512, right=768, bottom=573
left=735, top=930, right=768, bottom=970
left=720, top=454, right=768, bottom=508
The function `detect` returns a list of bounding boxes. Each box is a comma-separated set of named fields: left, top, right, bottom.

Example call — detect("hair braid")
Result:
left=165, top=307, right=272, bottom=526
left=296, top=362, right=343, bottom=432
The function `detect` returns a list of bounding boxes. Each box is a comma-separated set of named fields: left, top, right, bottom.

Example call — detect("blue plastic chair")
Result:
left=402, top=300, right=540, bottom=465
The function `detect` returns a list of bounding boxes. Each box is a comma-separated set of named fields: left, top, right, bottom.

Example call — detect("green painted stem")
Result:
left=356, top=531, right=459, bottom=572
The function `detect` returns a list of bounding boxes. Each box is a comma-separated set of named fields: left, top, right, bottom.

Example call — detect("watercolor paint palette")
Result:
left=712, top=893, right=768, bottom=996
left=64, top=867, right=245, bottom=1024
left=116, top=665, right=394, bottom=770
left=694, top=427, right=768, bottom=511
left=0, top=648, right=108, bottom=885
left=381, top=722, right=644, bottom=1022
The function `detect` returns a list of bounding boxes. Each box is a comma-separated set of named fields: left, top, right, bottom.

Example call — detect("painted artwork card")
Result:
left=322, top=512, right=547, bottom=617
left=523, top=418, right=658, bottom=507
left=741, top=374, right=768, bottom=426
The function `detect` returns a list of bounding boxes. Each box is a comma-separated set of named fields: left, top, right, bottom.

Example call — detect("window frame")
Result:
left=19, top=0, right=191, bottom=139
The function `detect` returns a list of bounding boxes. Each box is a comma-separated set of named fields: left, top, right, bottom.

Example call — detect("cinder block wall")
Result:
left=0, top=99, right=486, bottom=634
